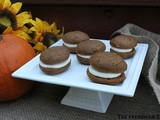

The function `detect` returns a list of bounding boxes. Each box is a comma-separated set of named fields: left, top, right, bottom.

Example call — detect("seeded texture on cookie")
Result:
left=87, top=52, right=127, bottom=85
left=39, top=46, right=71, bottom=75
left=76, top=40, right=106, bottom=64
left=110, top=35, right=137, bottom=58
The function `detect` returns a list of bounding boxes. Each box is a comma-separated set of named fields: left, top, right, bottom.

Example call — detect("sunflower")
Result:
left=29, top=17, right=64, bottom=53
left=0, top=0, right=64, bottom=54
left=0, top=0, right=32, bottom=38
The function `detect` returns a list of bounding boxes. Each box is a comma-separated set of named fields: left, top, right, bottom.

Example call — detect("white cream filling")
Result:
left=39, top=57, right=71, bottom=68
left=63, top=42, right=77, bottom=48
left=111, top=46, right=132, bottom=53
left=89, top=66, right=121, bottom=78
left=77, top=54, right=91, bottom=59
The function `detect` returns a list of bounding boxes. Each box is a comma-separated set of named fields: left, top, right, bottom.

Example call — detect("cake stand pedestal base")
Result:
left=61, top=87, right=113, bottom=113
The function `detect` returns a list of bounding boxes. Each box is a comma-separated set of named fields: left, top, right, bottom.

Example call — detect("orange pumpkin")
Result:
left=0, top=34, right=36, bottom=101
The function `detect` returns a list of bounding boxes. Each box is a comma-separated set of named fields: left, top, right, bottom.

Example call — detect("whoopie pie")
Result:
left=62, top=31, right=90, bottom=53
left=39, top=46, right=71, bottom=74
left=87, top=52, right=127, bottom=85
left=110, top=35, right=137, bottom=59
left=76, top=40, right=106, bottom=64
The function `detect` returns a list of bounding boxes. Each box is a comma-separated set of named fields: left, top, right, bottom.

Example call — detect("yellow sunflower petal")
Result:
left=36, top=18, right=43, bottom=26
left=30, top=26, right=37, bottom=32
left=34, top=42, right=47, bottom=52
left=35, top=18, right=43, bottom=32
left=29, top=19, right=37, bottom=28
left=20, top=26, right=32, bottom=34
left=50, top=22, right=56, bottom=29
left=13, top=30, right=31, bottom=42
left=16, top=11, right=32, bottom=20
left=9, top=2, right=22, bottom=14
left=2, top=0, right=11, bottom=9
left=2, top=26, right=13, bottom=34
left=30, top=18, right=43, bottom=33
left=0, top=0, right=4, bottom=3
left=56, top=27, right=64, bottom=39
left=42, top=21, right=50, bottom=26
left=51, top=22, right=60, bottom=34
left=35, top=32, right=43, bottom=42
left=0, top=0, right=4, bottom=10
left=50, top=22, right=57, bottom=31
left=16, top=11, right=32, bottom=27
left=42, top=21, right=52, bottom=32
left=17, top=19, right=30, bottom=28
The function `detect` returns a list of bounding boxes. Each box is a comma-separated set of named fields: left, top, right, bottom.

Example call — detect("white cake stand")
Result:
left=61, top=87, right=113, bottom=113
left=12, top=40, right=148, bottom=113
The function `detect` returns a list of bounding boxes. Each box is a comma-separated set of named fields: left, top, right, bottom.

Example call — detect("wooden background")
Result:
left=13, top=0, right=160, bottom=39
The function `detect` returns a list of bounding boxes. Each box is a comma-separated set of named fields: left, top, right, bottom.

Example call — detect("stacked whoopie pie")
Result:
left=87, top=52, right=127, bottom=85
left=76, top=40, right=106, bottom=64
left=39, top=46, right=71, bottom=75
left=62, top=31, right=90, bottom=53
left=110, top=35, right=137, bottom=59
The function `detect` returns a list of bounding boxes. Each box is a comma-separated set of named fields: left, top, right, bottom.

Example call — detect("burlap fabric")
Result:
left=111, top=23, right=160, bottom=104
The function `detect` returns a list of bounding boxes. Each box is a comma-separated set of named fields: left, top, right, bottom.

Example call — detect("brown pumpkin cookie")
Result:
left=87, top=52, right=127, bottom=85
left=110, top=35, right=137, bottom=59
left=39, top=46, right=71, bottom=75
left=62, top=31, right=90, bottom=53
left=76, top=40, right=106, bottom=64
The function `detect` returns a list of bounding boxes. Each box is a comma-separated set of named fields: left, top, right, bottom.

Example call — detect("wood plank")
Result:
left=21, top=5, right=160, bottom=39
left=14, top=0, right=160, bottom=6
